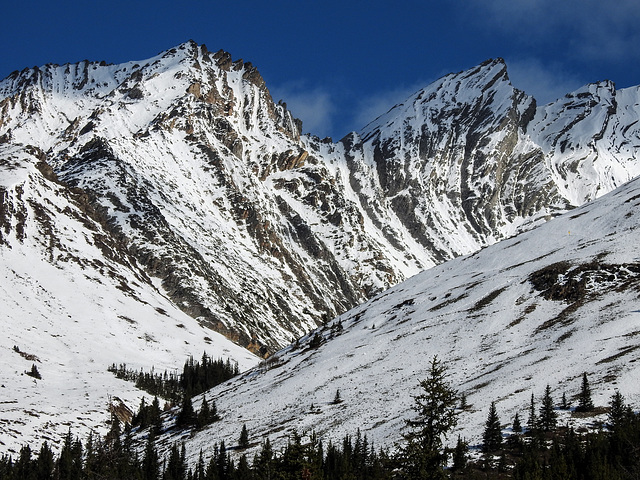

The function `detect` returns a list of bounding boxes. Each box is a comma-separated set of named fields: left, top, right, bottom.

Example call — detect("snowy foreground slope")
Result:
left=0, top=144, right=259, bottom=455
left=169, top=173, right=640, bottom=464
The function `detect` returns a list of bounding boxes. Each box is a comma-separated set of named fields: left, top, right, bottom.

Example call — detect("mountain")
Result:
left=1, top=41, right=639, bottom=455
left=168, top=166, right=640, bottom=464
left=2, top=44, right=639, bottom=357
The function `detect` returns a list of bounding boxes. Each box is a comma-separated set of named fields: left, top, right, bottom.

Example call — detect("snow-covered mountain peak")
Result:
left=1, top=44, right=640, bottom=455
left=359, top=57, right=521, bottom=143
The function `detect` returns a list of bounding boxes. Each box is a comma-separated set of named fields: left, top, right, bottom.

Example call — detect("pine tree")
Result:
left=398, top=356, right=458, bottom=480
left=526, top=393, right=537, bottom=434
left=538, top=385, right=557, bottom=432
left=576, top=372, right=594, bottom=412
left=36, top=441, right=55, bottom=480
left=142, top=432, right=160, bottom=480
left=451, top=436, right=468, bottom=472
left=512, top=412, right=522, bottom=434
left=196, top=395, right=210, bottom=429
left=14, top=444, right=35, bottom=480
left=150, top=396, right=162, bottom=433
left=459, top=392, right=468, bottom=410
left=608, top=390, right=626, bottom=431
left=164, top=442, right=186, bottom=480
left=239, top=424, right=249, bottom=449
left=482, top=401, right=502, bottom=452
left=176, top=395, right=196, bottom=428
left=509, top=413, right=523, bottom=447
left=254, top=438, right=274, bottom=480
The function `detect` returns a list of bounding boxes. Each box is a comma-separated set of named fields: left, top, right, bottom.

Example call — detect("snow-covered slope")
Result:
left=172, top=170, right=640, bottom=464
left=1, top=42, right=639, bottom=456
left=2, top=45, right=639, bottom=355
left=0, top=144, right=258, bottom=455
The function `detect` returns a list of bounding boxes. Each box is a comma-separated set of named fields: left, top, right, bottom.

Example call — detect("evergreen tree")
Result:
left=482, top=401, right=502, bottom=452
left=509, top=413, right=523, bottom=448
left=576, top=372, right=594, bottom=412
left=164, top=442, right=186, bottom=480
left=561, top=391, right=569, bottom=410
left=512, top=412, right=522, bottom=434
left=608, top=390, right=626, bottom=432
left=239, top=424, right=250, bottom=449
left=36, top=441, right=55, bottom=480
left=526, top=393, right=537, bottom=434
left=538, top=385, right=557, bottom=432
left=253, top=438, right=275, bottom=480
left=56, top=429, right=83, bottom=480
left=27, top=364, right=42, bottom=380
left=236, top=455, right=253, bottom=480
left=451, top=436, right=468, bottom=472
left=194, top=451, right=205, bottom=480
left=142, top=433, right=160, bottom=480
left=216, top=440, right=229, bottom=480
left=14, top=444, right=36, bottom=480
left=397, top=356, right=458, bottom=480
left=150, top=396, right=162, bottom=433
left=134, top=397, right=149, bottom=429
left=176, top=395, right=196, bottom=428
left=196, top=395, right=210, bottom=429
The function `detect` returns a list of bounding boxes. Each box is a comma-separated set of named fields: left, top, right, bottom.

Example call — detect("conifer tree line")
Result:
left=3, top=361, right=640, bottom=479
left=108, top=352, right=239, bottom=403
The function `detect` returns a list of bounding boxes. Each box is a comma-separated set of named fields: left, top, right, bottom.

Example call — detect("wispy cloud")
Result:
left=505, top=58, right=584, bottom=104
left=466, top=0, right=640, bottom=63
left=351, top=80, right=433, bottom=132
left=269, top=83, right=335, bottom=138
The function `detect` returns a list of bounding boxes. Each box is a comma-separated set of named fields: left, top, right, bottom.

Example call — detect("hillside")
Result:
left=0, top=143, right=259, bottom=455
left=167, top=170, right=640, bottom=464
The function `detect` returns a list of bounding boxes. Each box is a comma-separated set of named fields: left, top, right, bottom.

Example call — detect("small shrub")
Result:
left=26, top=364, right=41, bottom=380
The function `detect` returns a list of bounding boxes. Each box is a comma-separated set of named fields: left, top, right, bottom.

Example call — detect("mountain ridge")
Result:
left=1, top=41, right=639, bottom=454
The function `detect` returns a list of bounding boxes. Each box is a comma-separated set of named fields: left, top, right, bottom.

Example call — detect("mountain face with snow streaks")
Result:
left=1, top=41, right=640, bottom=453
left=2, top=42, right=639, bottom=354
left=0, top=142, right=258, bottom=454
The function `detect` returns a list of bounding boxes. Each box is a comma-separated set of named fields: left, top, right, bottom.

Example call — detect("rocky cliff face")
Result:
left=1, top=44, right=639, bottom=354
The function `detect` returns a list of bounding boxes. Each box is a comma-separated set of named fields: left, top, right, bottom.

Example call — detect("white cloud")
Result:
left=505, top=58, right=584, bottom=104
left=466, top=0, right=640, bottom=63
left=351, top=80, right=431, bottom=132
left=269, top=83, right=335, bottom=138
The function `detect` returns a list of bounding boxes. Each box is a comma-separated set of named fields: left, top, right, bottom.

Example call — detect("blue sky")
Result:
left=1, top=0, right=639, bottom=140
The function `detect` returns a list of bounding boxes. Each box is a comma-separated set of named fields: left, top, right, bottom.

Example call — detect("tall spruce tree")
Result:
left=398, top=356, right=458, bottom=480
left=451, top=436, right=468, bottom=472
left=526, top=393, right=537, bottom=434
left=483, top=401, right=502, bottom=452
left=239, top=424, right=250, bottom=449
left=538, top=385, right=557, bottom=432
left=608, top=390, right=626, bottom=431
left=176, top=395, right=196, bottom=428
left=576, top=372, right=594, bottom=412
